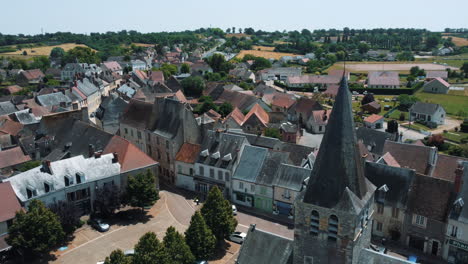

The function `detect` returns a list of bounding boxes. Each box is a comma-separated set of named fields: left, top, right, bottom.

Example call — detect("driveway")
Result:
left=53, top=188, right=291, bottom=264
left=431, top=117, right=462, bottom=134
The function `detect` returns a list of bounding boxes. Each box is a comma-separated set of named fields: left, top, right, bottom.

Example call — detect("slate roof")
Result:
left=0, top=101, right=18, bottom=116
left=426, top=71, right=448, bottom=79
left=0, top=146, right=31, bottom=169
left=256, top=150, right=291, bottom=186
left=289, top=97, right=323, bottom=120
left=368, top=71, right=399, bottom=86
left=237, top=227, right=293, bottom=264
left=233, top=145, right=268, bottom=182
left=120, top=99, right=153, bottom=130
left=273, top=164, right=310, bottom=191
left=365, top=162, right=415, bottom=208
left=279, top=142, right=314, bottom=166
left=175, top=143, right=201, bottom=164
left=303, top=77, right=370, bottom=207
left=227, top=130, right=282, bottom=150
left=215, top=90, right=271, bottom=113
left=427, top=77, right=450, bottom=88
left=0, top=182, right=22, bottom=222
left=356, top=127, right=394, bottom=156
left=74, top=78, right=99, bottom=97
left=432, top=154, right=468, bottom=182
left=450, top=162, right=468, bottom=223
left=197, top=131, right=248, bottom=170
left=103, top=136, right=157, bottom=172
left=12, top=109, right=40, bottom=125
left=382, top=141, right=434, bottom=175
left=117, top=84, right=136, bottom=98
left=97, top=93, right=129, bottom=133
left=36, top=92, right=72, bottom=107
left=148, top=98, right=197, bottom=139
left=409, top=101, right=444, bottom=115
left=166, top=76, right=183, bottom=92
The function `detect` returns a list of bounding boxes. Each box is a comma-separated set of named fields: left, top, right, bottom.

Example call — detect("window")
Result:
left=189, top=168, right=194, bottom=176
left=260, top=186, right=267, bottom=195
left=250, top=184, right=255, bottom=192
left=239, top=182, right=244, bottom=190
left=64, top=176, right=71, bottom=186
left=218, top=170, right=223, bottom=181
left=137, top=131, right=142, bottom=139
left=450, top=225, right=458, bottom=238
left=76, top=172, right=85, bottom=184
left=131, top=129, right=134, bottom=137
left=26, top=188, right=34, bottom=199
left=319, top=126, right=322, bottom=132
left=124, top=128, right=128, bottom=134
left=328, top=215, right=339, bottom=241
left=377, top=203, right=384, bottom=214
left=283, top=189, right=291, bottom=199
left=166, top=152, right=170, bottom=163
left=376, top=221, right=383, bottom=231
left=392, top=207, right=399, bottom=218
left=310, top=210, right=319, bottom=235
left=413, top=214, right=427, bottom=228
left=210, top=168, right=215, bottom=178
left=166, top=140, right=169, bottom=149
left=199, top=166, right=204, bottom=176
left=178, top=165, right=182, bottom=174
left=44, top=182, right=50, bottom=193
left=304, top=256, right=314, bottom=264
left=225, top=172, right=230, bottom=181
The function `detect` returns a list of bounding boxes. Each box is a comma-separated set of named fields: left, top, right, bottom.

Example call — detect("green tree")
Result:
left=30, top=56, right=50, bottom=72
left=218, top=102, right=233, bottom=117
left=396, top=51, right=415, bottom=61
left=461, top=62, right=468, bottom=75
left=7, top=200, right=65, bottom=258
left=397, top=94, right=419, bottom=110
left=264, top=128, right=281, bottom=139
left=159, top=63, right=178, bottom=79
left=49, top=201, right=81, bottom=235
left=200, top=186, right=237, bottom=245
left=180, top=63, right=191, bottom=74
left=181, top=76, right=205, bottom=97
left=251, top=57, right=272, bottom=71
left=125, top=169, right=159, bottom=210
left=134, top=232, right=170, bottom=264
left=410, top=66, right=420, bottom=76
left=205, top=53, right=231, bottom=73
left=425, top=34, right=440, bottom=49
left=104, top=249, right=132, bottom=264
left=163, top=226, right=195, bottom=264
left=185, top=211, right=216, bottom=260
left=50, top=47, right=65, bottom=59
left=63, top=46, right=100, bottom=65
left=358, top=43, right=370, bottom=54
left=95, top=184, right=122, bottom=218
left=18, top=160, right=41, bottom=172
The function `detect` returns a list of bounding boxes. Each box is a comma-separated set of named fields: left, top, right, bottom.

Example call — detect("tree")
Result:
left=30, top=56, right=50, bottom=72
left=200, top=186, right=237, bottom=245
left=181, top=76, right=205, bottom=97
left=461, top=119, right=468, bottom=133
left=134, top=232, right=170, bottom=264
left=358, top=43, right=370, bottom=54
left=426, top=134, right=445, bottom=150
left=410, top=66, right=420, bottom=76
left=218, top=102, right=233, bottom=117
left=159, top=63, right=178, bottom=79
left=104, top=249, right=132, bottom=264
left=425, top=34, right=440, bottom=49
left=185, top=211, right=216, bottom=260
left=361, top=93, right=375, bottom=105
left=205, top=53, right=231, bottom=73
left=264, top=128, right=281, bottom=139
left=7, top=200, right=65, bottom=258
left=95, top=184, right=122, bottom=218
left=180, top=63, right=191, bottom=74
left=461, top=62, right=468, bottom=75
left=49, top=201, right=81, bottom=235
left=50, top=47, right=65, bottom=59
left=251, top=57, right=272, bottom=71
left=18, top=160, right=41, bottom=172
left=63, top=46, right=100, bottom=65
left=163, top=226, right=195, bottom=264
left=396, top=51, right=415, bottom=61
left=397, top=94, right=419, bottom=110
left=386, top=120, right=399, bottom=134
left=22, top=50, right=28, bottom=56
left=126, top=169, right=159, bottom=210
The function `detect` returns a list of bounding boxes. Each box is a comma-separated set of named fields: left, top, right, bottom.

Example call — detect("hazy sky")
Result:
left=1, top=0, right=467, bottom=35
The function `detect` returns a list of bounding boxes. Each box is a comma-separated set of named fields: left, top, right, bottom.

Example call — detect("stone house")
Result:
left=174, top=143, right=201, bottom=191
left=102, top=61, right=123, bottom=75
left=409, top=102, right=446, bottom=126
left=119, top=99, right=152, bottom=153
left=0, top=182, right=22, bottom=251
left=308, top=109, right=331, bottom=134
left=287, top=97, right=323, bottom=130
left=17, top=69, right=44, bottom=86
left=241, top=104, right=270, bottom=135
left=272, top=164, right=310, bottom=217
left=423, top=77, right=450, bottom=94
left=279, top=122, right=300, bottom=143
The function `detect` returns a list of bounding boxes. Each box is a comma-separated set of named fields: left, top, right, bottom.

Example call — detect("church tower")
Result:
left=293, top=76, right=376, bottom=264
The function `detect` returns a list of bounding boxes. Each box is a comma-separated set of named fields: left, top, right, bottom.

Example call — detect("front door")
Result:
left=431, top=241, right=439, bottom=255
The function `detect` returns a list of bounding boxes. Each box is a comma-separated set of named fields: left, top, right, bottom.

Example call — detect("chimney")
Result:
left=88, top=144, right=95, bottom=157
left=41, top=160, right=52, bottom=174
left=250, top=224, right=256, bottom=231
left=454, top=162, right=465, bottom=193
left=112, top=152, right=119, bottom=163
left=28, top=108, right=33, bottom=113
left=94, top=151, right=102, bottom=158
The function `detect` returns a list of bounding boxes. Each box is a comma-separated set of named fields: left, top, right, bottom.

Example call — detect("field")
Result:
left=449, top=88, right=468, bottom=96
left=329, top=61, right=459, bottom=74
left=252, top=45, right=275, bottom=51
left=226, top=33, right=250, bottom=38
left=131, top=43, right=154, bottom=47
left=442, top=36, right=468, bottom=47
left=236, top=50, right=300, bottom=60
left=0, top=43, right=96, bottom=57
left=415, top=90, right=468, bottom=116
left=415, top=53, right=468, bottom=68
left=273, top=41, right=291, bottom=45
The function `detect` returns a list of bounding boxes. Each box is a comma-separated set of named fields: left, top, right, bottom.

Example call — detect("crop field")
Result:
left=226, top=33, right=250, bottom=38
left=415, top=90, right=468, bottom=116
left=0, top=43, right=96, bottom=56
left=442, top=36, right=468, bottom=47
left=329, top=62, right=459, bottom=74
left=131, top=43, right=154, bottom=47
left=236, top=50, right=300, bottom=60
left=415, top=53, right=468, bottom=68
left=252, top=45, right=276, bottom=51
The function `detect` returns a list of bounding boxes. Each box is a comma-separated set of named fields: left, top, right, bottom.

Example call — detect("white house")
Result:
left=175, top=143, right=201, bottom=191
left=364, top=114, right=385, bottom=129
left=423, top=77, right=450, bottom=94
left=131, top=59, right=147, bottom=71
left=409, top=102, right=446, bottom=126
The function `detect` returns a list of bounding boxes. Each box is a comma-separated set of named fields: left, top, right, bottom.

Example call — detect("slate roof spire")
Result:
left=303, top=76, right=368, bottom=207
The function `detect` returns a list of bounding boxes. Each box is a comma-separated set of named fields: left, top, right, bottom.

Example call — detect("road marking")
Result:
left=60, top=226, right=126, bottom=256
left=163, top=193, right=189, bottom=228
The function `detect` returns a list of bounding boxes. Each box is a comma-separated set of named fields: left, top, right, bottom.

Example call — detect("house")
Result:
left=119, top=99, right=153, bottom=153
left=409, top=102, right=446, bottom=126
left=368, top=71, right=400, bottom=88
left=279, top=122, right=300, bottom=143
left=287, top=97, right=323, bottom=128
left=3, top=85, right=22, bottom=95
left=437, top=47, right=454, bottom=56
left=232, top=145, right=269, bottom=207
left=71, top=78, right=102, bottom=114
left=308, top=109, right=331, bottom=134
left=0, top=182, right=22, bottom=252
left=36, top=92, right=72, bottom=109
left=257, top=67, right=302, bottom=81
left=102, top=61, right=123, bottom=75
left=361, top=101, right=382, bottom=114
left=61, top=63, right=86, bottom=81
left=0, top=146, right=32, bottom=175
left=191, top=62, right=213, bottom=75
left=149, top=71, right=165, bottom=86
left=95, top=93, right=129, bottom=134
left=117, top=84, right=136, bottom=100
left=272, top=164, right=310, bottom=217
left=5, top=154, right=121, bottom=215
left=269, top=93, right=296, bottom=112
left=364, top=114, right=384, bottom=129
left=132, top=70, right=149, bottom=87
left=229, top=68, right=255, bottom=82
left=241, top=104, right=269, bottom=135
left=223, top=107, right=245, bottom=129
left=423, top=77, right=450, bottom=94
left=130, top=59, right=147, bottom=71
left=426, top=71, right=448, bottom=80
left=356, top=127, right=396, bottom=159
left=0, top=101, right=19, bottom=117
left=285, top=75, right=341, bottom=88
left=17, top=69, right=45, bottom=85
left=175, top=143, right=201, bottom=191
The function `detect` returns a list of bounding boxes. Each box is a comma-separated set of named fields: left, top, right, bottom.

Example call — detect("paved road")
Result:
left=53, top=188, right=291, bottom=264
left=202, top=39, right=226, bottom=59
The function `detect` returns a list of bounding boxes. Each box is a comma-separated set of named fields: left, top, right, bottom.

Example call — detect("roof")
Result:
left=432, top=154, right=468, bottom=182
left=407, top=173, right=453, bottom=222
left=224, top=107, right=245, bottom=126
left=380, top=152, right=401, bottom=167
left=206, top=109, right=221, bottom=120
left=289, top=97, right=323, bottom=119
left=120, top=99, right=153, bottom=130
left=303, top=77, right=371, bottom=208
left=0, top=101, right=18, bottom=116
left=256, top=150, right=291, bottom=186
left=270, top=93, right=296, bottom=109
left=382, top=141, right=435, bottom=175
left=36, top=92, right=72, bottom=107
left=75, top=78, right=99, bottom=97
left=426, top=71, right=448, bottom=79
left=450, top=162, right=468, bottom=223
left=356, top=127, right=394, bottom=156
left=233, top=145, right=268, bottom=183
left=427, top=77, right=450, bottom=88
left=365, top=162, right=415, bottom=208
left=5, top=154, right=120, bottom=202
left=12, top=109, right=40, bottom=125
left=279, top=142, right=314, bottom=166
left=103, top=136, right=157, bottom=172
left=287, top=75, right=341, bottom=85
left=227, top=130, right=282, bottom=150
left=0, top=146, right=31, bottom=169
left=197, top=131, right=248, bottom=170
left=242, top=103, right=269, bottom=127
left=362, top=101, right=381, bottom=110
left=0, top=182, right=22, bottom=222
left=311, top=110, right=331, bottom=125
left=149, top=71, right=164, bottom=83
left=324, top=84, right=340, bottom=97
left=273, top=164, right=310, bottom=191
left=0, top=119, right=23, bottom=136
left=216, top=90, right=266, bottom=112
left=103, top=61, right=122, bottom=71
left=117, top=84, right=136, bottom=98
left=237, top=227, right=293, bottom=264
left=175, top=143, right=201, bottom=164
left=6, top=85, right=22, bottom=94
left=97, top=93, right=129, bottom=132
left=20, top=69, right=44, bottom=81
left=364, top=114, right=384, bottom=124
left=368, top=71, right=399, bottom=86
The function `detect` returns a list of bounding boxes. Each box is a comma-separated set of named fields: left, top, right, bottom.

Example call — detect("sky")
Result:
left=1, top=0, right=467, bottom=35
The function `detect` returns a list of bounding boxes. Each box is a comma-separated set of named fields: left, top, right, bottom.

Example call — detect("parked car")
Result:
left=195, top=261, right=208, bottom=264
left=91, top=218, right=110, bottom=232
left=124, top=249, right=135, bottom=256
left=232, top=205, right=237, bottom=215
left=229, top=231, right=247, bottom=244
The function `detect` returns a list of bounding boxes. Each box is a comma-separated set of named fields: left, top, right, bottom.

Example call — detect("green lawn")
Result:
left=415, top=91, right=468, bottom=117
left=401, top=122, right=430, bottom=132
left=387, top=109, right=406, bottom=120
left=442, top=131, right=468, bottom=143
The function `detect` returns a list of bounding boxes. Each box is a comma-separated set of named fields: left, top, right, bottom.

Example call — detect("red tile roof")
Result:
left=0, top=146, right=31, bottom=169
left=225, top=107, right=245, bottom=126
left=243, top=103, right=269, bottom=127
left=134, top=70, right=148, bottom=80
left=20, top=69, right=44, bottom=81
left=271, top=93, right=296, bottom=109
left=103, top=136, right=157, bottom=172
left=324, top=84, right=340, bottom=97
left=150, top=71, right=165, bottom=83
left=364, top=114, right=384, bottom=124
left=432, top=154, right=468, bottom=182
left=0, top=119, right=23, bottom=136
left=311, top=110, right=331, bottom=125
left=6, top=85, right=22, bottom=94
left=103, top=61, right=122, bottom=71
left=0, top=182, right=22, bottom=222
left=380, top=152, right=401, bottom=167
left=382, top=141, right=434, bottom=175
left=175, top=143, right=201, bottom=163
left=206, top=109, right=221, bottom=120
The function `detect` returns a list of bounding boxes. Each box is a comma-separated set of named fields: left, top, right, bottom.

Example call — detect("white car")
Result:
left=232, top=205, right=237, bottom=215
left=229, top=231, right=247, bottom=244
left=91, top=218, right=110, bottom=232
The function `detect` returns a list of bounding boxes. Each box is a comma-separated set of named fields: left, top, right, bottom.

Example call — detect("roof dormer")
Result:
left=222, top=153, right=232, bottom=162
left=200, top=149, right=209, bottom=157
left=211, top=151, right=220, bottom=159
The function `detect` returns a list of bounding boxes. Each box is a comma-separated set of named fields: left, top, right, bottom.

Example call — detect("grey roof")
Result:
left=76, top=78, right=99, bottom=97
left=227, top=130, right=282, bottom=149
left=117, top=84, right=136, bottom=98
left=5, top=154, right=120, bottom=202
left=36, top=92, right=72, bottom=107
left=409, top=101, right=444, bottom=115
left=279, top=142, right=314, bottom=166
left=97, top=94, right=129, bottom=134
left=365, top=162, right=415, bottom=208
left=148, top=98, right=197, bottom=139
left=233, top=145, right=268, bottom=182
left=0, top=101, right=18, bottom=116
left=303, top=77, right=370, bottom=208
left=237, top=227, right=293, bottom=264
left=13, top=109, right=40, bottom=125
left=256, top=150, right=291, bottom=186
left=197, top=131, right=248, bottom=170
left=450, top=161, right=468, bottom=223
left=273, top=164, right=310, bottom=191
left=356, top=127, right=394, bottom=156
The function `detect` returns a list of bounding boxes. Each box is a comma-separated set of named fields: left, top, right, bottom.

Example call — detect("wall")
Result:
left=404, top=213, right=447, bottom=257
left=273, top=186, right=299, bottom=205
left=119, top=124, right=147, bottom=153
left=372, top=204, right=406, bottom=243
left=175, top=161, right=195, bottom=191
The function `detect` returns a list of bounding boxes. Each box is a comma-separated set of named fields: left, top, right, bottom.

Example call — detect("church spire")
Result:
left=303, top=76, right=368, bottom=207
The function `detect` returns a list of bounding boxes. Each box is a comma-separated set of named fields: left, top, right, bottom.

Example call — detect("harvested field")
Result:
left=236, top=50, right=300, bottom=60
left=252, top=45, right=275, bottom=51
left=131, top=43, right=154, bottom=47
left=0, top=43, right=96, bottom=56
left=329, top=62, right=458, bottom=74
left=442, top=36, right=468, bottom=47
